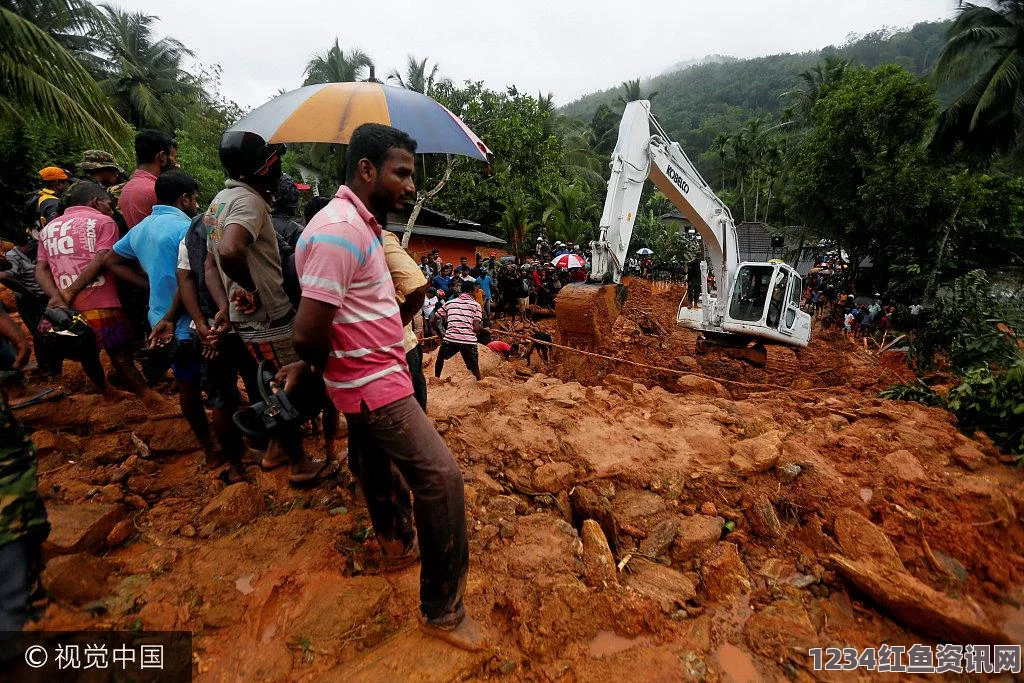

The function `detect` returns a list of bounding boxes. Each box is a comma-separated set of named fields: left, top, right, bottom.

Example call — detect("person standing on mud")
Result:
left=206, top=131, right=336, bottom=486
left=290, top=123, right=486, bottom=651
left=0, top=305, right=49, bottom=631
left=434, top=279, right=484, bottom=381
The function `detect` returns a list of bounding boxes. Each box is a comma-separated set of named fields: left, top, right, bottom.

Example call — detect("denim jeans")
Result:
left=345, top=395, right=468, bottom=626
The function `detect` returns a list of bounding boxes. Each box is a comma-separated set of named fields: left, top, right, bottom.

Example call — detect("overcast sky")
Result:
left=119, top=0, right=957, bottom=111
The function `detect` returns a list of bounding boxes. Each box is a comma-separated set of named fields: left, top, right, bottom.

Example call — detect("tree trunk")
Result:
left=401, top=155, right=456, bottom=250
left=924, top=206, right=960, bottom=302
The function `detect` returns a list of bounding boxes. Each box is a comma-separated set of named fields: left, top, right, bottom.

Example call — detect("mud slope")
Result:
left=22, top=328, right=1024, bottom=681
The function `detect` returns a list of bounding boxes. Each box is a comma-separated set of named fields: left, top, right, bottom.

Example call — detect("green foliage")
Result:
left=562, top=21, right=953, bottom=181
left=909, top=270, right=1024, bottom=372
left=387, top=55, right=447, bottom=95
left=880, top=380, right=942, bottom=406
left=931, top=0, right=1024, bottom=161
left=429, top=81, right=570, bottom=231
left=90, top=4, right=204, bottom=131
left=787, top=64, right=945, bottom=283
left=303, top=38, right=373, bottom=85
left=0, top=116, right=90, bottom=238
left=0, top=1, right=129, bottom=149
left=542, top=181, right=598, bottom=245
left=946, top=358, right=1024, bottom=455
left=171, top=66, right=241, bottom=203
left=498, top=190, right=535, bottom=260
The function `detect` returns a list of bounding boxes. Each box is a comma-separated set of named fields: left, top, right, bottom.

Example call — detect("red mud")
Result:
left=12, top=277, right=1023, bottom=681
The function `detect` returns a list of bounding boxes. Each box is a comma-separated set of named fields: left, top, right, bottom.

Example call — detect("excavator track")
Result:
left=554, top=283, right=628, bottom=350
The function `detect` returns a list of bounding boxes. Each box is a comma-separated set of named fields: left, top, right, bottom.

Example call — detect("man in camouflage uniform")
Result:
left=0, top=304, right=49, bottom=630
left=62, top=150, right=128, bottom=234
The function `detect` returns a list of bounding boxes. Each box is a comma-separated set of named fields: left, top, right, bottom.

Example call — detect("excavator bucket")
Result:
left=554, top=283, right=628, bottom=349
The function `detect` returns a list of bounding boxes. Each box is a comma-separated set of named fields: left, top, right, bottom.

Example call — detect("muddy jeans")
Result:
left=345, top=395, right=468, bottom=626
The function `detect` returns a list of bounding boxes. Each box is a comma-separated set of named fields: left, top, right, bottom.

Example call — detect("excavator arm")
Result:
left=590, top=101, right=739, bottom=314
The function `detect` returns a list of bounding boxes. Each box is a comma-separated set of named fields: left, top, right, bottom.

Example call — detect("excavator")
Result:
left=554, top=100, right=812, bottom=366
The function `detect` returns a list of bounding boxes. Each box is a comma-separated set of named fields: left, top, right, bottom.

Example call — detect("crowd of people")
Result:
left=0, top=124, right=490, bottom=649
left=799, top=273, right=922, bottom=339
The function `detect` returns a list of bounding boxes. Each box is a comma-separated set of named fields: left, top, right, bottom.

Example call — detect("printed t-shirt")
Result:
left=295, top=185, right=412, bottom=413
left=36, top=205, right=120, bottom=311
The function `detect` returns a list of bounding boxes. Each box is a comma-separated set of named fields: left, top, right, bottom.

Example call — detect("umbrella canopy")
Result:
left=552, top=253, right=586, bottom=269
left=226, top=82, right=490, bottom=161
left=636, top=248, right=654, bottom=255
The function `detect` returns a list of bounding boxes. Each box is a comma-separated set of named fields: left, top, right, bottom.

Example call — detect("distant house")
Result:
left=385, top=206, right=506, bottom=264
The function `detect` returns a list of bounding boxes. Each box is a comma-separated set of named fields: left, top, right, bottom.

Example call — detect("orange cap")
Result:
left=39, top=166, right=69, bottom=181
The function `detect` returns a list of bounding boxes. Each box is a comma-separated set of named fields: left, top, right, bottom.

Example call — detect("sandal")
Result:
left=288, top=460, right=341, bottom=488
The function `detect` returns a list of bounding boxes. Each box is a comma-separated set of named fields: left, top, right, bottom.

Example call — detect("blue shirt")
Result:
left=112, top=205, right=192, bottom=340
left=477, top=274, right=493, bottom=301
left=432, top=274, right=452, bottom=295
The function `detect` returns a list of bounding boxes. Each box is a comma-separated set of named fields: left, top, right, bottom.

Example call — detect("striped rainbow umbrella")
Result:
left=226, top=82, right=490, bottom=161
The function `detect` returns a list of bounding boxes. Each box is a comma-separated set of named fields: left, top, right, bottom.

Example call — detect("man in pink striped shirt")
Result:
left=434, top=278, right=483, bottom=380
left=291, top=124, right=486, bottom=651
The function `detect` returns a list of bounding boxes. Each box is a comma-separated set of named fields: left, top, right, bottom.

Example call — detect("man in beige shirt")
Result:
left=381, top=230, right=428, bottom=409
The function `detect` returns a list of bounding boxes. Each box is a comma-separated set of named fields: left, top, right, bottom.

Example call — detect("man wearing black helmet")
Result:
left=205, top=131, right=331, bottom=485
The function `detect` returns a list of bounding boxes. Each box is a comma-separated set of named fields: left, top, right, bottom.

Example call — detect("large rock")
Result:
left=286, top=575, right=392, bottom=643
left=744, top=493, right=782, bottom=539
left=730, top=431, right=783, bottom=476
left=613, top=490, right=668, bottom=526
left=883, top=450, right=926, bottom=482
left=625, top=558, right=696, bottom=612
left=200, top=483, right=264, bottom=529
left=671, top=515, right=724, bottom=561
left=833, top=509, right=904, bottom=572
left=675, top=374, right=730, bottom=400
left=830, top=555, right=1008, bottom=644
left=744, top=600, right=818, bottom=658
left=570, top=487, right=618, bottom=557
left=42, top=553, right=115, bottom=604
left=639, top=518, right=680, bottom=558
left=30, top=430, right=82, bottom=457
left=581, top=519, right=617, bottom=587
left=699, top=543, right=751, bottom=600
left=533, top=461, right=575, bottom=493
left=952, top=442, right=986, bottom=471
left=43, top=503, right=126, bottom=557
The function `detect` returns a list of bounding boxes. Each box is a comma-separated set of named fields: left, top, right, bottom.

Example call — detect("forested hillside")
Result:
left=561, top=21, right=952, bottom=164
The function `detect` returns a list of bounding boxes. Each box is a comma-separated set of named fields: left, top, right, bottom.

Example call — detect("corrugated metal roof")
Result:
left=386, top=223, right=506, bottom=245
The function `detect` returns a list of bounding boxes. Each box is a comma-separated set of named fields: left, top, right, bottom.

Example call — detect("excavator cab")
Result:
left=721, top=262, right=811, bottom=347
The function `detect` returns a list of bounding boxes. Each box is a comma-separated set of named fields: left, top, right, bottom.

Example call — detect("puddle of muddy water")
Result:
left=587, top=630, right=647, bottom=658
left=717, top=642, right=761, bottom=683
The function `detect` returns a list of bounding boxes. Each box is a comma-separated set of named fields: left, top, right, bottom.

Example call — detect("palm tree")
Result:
left=712, top=131, right=730, bottom=189
left=783, top=56, right=850, bottom=124
left=90, top=4, right=203, bottom=130
left=616, top=78, right=658, bottom=110
left=499, top=190, right=536, bottom=260
left=542, top=181, right=599, bottom=245
left=931, top=0, right=1024, bottom=160
left=388, top=55, right=446, bottom=95
left=0, top=0, right=128, bottom=146
left=536, top=91, right=606, bottom=188
left=304, top=38, right=374, bottom=85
